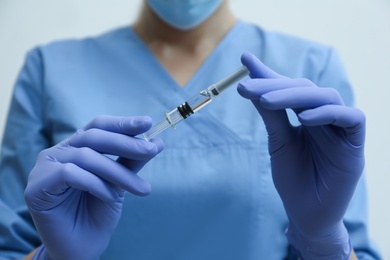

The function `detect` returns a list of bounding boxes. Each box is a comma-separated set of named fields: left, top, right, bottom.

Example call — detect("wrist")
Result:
left=31, top=245, right=49, bottom=260
left=286, top=222, right=352, bottom=260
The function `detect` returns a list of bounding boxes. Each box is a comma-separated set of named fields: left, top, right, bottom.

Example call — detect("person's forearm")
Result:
left=297, top=249, right=358, bottom=260
left=23, top=248, right=38, bottom=260
left=350, top=250, right=358, bottom=260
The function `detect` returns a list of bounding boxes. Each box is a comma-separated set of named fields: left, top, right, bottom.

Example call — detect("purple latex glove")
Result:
left=238, top=53, right=365, bottom=259
left=24, top=115, right=164, bottom=260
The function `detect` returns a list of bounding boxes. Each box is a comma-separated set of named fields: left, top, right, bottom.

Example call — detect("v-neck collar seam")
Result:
left=126, top=27, right=180, bottom=90
left=127, top=20, right=245, bottom=92
left=185, top=20, right=244, bottom=89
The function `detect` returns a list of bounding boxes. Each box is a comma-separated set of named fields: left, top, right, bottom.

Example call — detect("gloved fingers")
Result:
left=298, top=105, right=366, bottom=146
left=52, top=162, right=123, bottom=202
left=26, top=160, right=121, bottom=209
left=50, top=144, right=152, bottom=196
left=82, top=115, right=153, bottom=136
left=238, top=78, right=314, bottom=146
left=239, top=52, right=302, bottom=143
left=63, top=162, right=149, bottom=198
left=259, top=87, right=344, bottom=110
left=117, top=138, right=165, bottom=173
left=67, top=128, right=161, bottom=160
left=237, top=78, right=313, bottom=100
left=250, top=100, right=294, bottom=154
left=241, top=52, right=286, bottom=79
left=148, top=137, right=165, bottom=153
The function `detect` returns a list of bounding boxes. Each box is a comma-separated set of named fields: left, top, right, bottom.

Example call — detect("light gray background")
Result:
left=0, top=0, right=389, bottom=258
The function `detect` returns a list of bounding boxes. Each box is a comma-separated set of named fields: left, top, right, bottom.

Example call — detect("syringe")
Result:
left=141, top=66, right=249, bottom=141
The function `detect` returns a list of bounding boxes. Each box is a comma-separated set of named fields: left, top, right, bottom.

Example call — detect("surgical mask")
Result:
left=147, top=0, right=223, bottom=30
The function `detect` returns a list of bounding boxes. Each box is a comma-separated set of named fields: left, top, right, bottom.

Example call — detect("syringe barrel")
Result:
left=208, top=66, right=249, bottom=96
left=141, top=65, right=249, bottom=141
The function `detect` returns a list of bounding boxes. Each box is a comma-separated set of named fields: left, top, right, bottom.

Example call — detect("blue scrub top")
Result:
left=0, top=21, right=381, bottom=259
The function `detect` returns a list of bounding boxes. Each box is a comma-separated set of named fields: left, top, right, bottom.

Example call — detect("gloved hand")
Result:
left=24, top=115, right=164, bottom=260
left=238, top=52, right=365, bottom=259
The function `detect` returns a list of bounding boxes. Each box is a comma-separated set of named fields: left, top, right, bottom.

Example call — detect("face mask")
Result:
left=147, top=0, right=223, bottom=30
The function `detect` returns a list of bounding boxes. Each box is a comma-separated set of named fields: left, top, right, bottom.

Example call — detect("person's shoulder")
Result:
left=267, top=29, right=331, bottom=57
left=238, top=21, right=336, bottom=78
left=32, top=26, right=133, bottom=58
left=241, top=21, right=331, bottom=54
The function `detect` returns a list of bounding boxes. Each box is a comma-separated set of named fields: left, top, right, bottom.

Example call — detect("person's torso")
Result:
left=38, top=21, right=342, bottom=259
